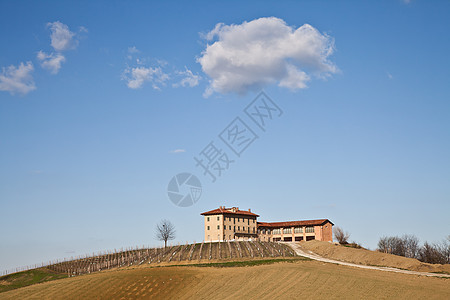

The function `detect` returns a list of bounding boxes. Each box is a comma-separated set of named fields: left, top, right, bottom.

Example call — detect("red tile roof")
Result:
left=257, top=219, right=333, bottom=228
left=201, top=207, right=259, bottom=217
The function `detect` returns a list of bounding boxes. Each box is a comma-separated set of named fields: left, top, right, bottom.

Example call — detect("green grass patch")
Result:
left=179, top=257, right=310, bottom=268
left=0, top=268, right=67, bottom=293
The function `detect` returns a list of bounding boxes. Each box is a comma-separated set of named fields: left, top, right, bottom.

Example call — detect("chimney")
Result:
left=248, top=209, right=251, bottom=212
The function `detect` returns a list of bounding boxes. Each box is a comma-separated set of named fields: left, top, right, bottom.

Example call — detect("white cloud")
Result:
left=37, top=51, right=66, bottom=74
left=0, top=62, right=36, bottom=95
left=198, top=17, right=338, bottom=96
left=170, top=149, right=186, bottom=154
left=47, top=21, right=78, bottom=51
left=173, top=67, right=200, bottom=88
left=37, top=21, right=85, bottom=74
left=122, top=66, right=169, bottom=89
left=128, top=46, right=140, bottom=54
left=387, top=72, right=393, bottom=80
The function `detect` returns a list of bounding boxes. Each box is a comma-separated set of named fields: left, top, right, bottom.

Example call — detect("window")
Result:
left=305, top=226, right=314, bottom=233
left=217, top=225, right=220, bottom=230
left=243, top=226, right=245, bottom=231
left=267, top=229, right=271, bottom=234
left=207, top=217, right=210, bottom=221
left=233, top=218, right=235, bottom=224
left=229, top=225, right=231, bottom=230
left=253, top=219, right=255, bottom=223
left=294, top=227, right=303, bottom=233
left=272, top=228, right=281, bottom=235
left=284, top=228, right=292, bottom=234
left=253, top=227, right=255, bottom=233
left=234, top=226, right=235, bottom=232
left=217, top=216, right=220, bottom=221
left=238, top=226, right=240, bottom=231
left=247, top=219, right=249, bottom=225
left=237, top=218, right=240, bottom=222
left=207, top=226, right=210, bottom=230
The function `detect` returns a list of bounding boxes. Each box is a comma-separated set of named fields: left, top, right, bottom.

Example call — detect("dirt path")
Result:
left=285, top=242, right=450, bottom=278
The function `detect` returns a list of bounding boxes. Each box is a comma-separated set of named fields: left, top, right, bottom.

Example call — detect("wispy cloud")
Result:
left=78, top=26, right=88, bottom=33
left=122, top=48, right=200, bottom=91
left=198, top=17, right=338, bottom=96
left=170, top=149, right=186, bottom=154
left=0, top=62, right=36, bottom=95
left=128, top=46, right=140, bottom=54
left=173, top=67, right=201, bottom=88
left=387, top=72, right=393, bottom=80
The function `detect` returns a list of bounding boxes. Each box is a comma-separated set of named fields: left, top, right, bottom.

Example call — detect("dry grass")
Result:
left=1, top=259, right=449, bottom=299
left=298, top=240, right=450, bottom=274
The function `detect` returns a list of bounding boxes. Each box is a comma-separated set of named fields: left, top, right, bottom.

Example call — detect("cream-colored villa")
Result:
left=201, top=206, right=333, bottom=242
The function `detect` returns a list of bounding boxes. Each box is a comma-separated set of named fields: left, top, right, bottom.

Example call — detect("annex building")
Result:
left=201, top=206, right=333, bottom=242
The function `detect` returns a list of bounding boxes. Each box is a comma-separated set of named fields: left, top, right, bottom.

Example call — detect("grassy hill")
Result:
left=298, top=240, right=450, bottom=274
left=1, top=257, right=449, bottom=299
left=0, top=241, right=295, bottom=293
left=1, top=241, right=449, bottom=299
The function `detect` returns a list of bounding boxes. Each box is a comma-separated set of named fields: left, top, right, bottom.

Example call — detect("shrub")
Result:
left=334, top=227, right=350, bottom=244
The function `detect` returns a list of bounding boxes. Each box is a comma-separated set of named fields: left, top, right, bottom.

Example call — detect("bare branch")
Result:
left=334, top=226, right=350, bottom=244
left=155, top=219, right=176, bottom=248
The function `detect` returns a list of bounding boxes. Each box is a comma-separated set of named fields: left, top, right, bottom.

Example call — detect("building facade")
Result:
left=201, top=206, right=333, bottom=242
left=201, top=206, right=259, bottom=242
left=257, top=220, right=333, bottom=242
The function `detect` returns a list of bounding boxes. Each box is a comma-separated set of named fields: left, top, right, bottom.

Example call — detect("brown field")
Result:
left=1, top=258, right=449, bottom=300
left=298, top=240, right=450, bottom=274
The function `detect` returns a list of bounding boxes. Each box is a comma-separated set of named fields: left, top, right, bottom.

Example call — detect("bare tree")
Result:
left=418, top=242, right=446, bottom=264
left=377, top=236, right=390, bottom=253
left=403, top=234, right=420, bottom=259
left=156, top=219, right=176, bottom=248
left=377, top=236, right=406, bottom=256
left=334, top=226, right=350, bottom=244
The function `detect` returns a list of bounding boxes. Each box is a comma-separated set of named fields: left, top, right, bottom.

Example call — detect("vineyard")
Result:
left=43, top=241, right=295, bottom=277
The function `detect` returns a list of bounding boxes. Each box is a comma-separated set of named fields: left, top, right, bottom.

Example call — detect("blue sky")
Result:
left=1, top=0, right=449, bottom=272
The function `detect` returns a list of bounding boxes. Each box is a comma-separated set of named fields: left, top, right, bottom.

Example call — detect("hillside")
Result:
left=1, top=258, right=449, bottom=299
left=298, top=240, right=450, bottom=274
left=0, top=241, right=295, bottom=293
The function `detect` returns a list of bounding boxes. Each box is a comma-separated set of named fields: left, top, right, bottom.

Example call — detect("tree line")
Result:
left=334, top=227, right=449, bottom=264
left=377, top=234, right=450, bottom=264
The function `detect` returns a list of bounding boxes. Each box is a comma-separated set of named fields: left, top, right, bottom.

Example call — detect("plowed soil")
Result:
left=1, top=259, right=449, bottom=299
